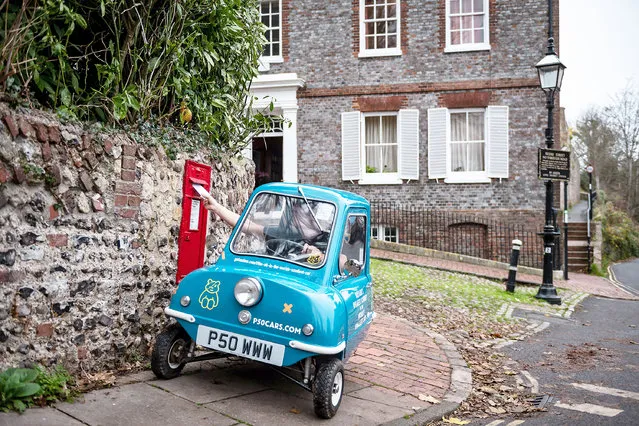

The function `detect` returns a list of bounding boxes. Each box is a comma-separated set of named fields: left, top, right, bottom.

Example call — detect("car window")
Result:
left=231, top=193, right=336, bottom=268
left=338, top=215, right=367, bottom=275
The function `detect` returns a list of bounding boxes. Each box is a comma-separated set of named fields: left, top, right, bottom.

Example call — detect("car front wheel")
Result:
left=312, top=358, right=344, bottom=419
left=151, top=325, right=191, bottom=379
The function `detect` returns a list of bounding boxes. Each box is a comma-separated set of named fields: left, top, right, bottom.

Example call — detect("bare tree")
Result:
left=573, top=108, right=617, bottom=193
left=604, top=84, right=639, bottom=218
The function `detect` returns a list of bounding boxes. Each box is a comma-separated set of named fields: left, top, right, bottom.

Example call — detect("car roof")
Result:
left=254, top=182, right=369, bottom=210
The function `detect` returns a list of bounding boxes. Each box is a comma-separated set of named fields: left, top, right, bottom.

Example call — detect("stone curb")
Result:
left=381, top=317, right=472, bottom=426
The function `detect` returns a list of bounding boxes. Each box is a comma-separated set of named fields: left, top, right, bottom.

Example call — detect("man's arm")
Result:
left=202, top=194, right=264, bottom=237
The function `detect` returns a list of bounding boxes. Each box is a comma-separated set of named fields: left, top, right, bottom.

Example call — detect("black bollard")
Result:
left=506, top=239, right=523, bottom=292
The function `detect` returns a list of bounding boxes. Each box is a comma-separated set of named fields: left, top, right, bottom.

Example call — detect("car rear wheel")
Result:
left=151, top=324, right=191, bottom=379
left=312, top=358, right=344, bottom=419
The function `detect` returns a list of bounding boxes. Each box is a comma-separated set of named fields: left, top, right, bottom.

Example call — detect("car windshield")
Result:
left=230, top=192, right=337, bottom=268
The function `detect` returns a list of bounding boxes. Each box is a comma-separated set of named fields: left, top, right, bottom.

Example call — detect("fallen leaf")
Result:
left=418, top=394, right=440, bottom=404
left=442, top=417, right=470, bottom=425
left=289, top=408, right=300, bottom=414
left=479, top=386, right=498, bottom=395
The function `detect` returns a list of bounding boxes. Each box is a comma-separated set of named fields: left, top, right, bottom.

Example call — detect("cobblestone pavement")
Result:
left=372, top=249, right=639, bottom=301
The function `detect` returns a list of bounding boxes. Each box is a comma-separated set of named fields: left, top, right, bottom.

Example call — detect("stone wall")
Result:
left=0, top=104, right=254, bottom=372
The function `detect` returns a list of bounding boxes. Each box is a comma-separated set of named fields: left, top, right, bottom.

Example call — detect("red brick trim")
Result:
left=352, top=0, right=360, bottom=57
left=354, top=96, right=408, bottom=112
left=438, top=0, right=446, bottom=52
left=298, top=77, right=538, bottom=98
left=282, top=0, right=291, bottom=61
left=489, top=0, right=497, bottom=48
left=439, top=91, right=491, bottom=108
left=401, top=1, right=408, bottom=55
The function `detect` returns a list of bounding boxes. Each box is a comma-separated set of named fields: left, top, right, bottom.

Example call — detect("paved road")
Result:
left=611, top=258, right=639, bottom=296
left=479, top=295, right=639, bottom=426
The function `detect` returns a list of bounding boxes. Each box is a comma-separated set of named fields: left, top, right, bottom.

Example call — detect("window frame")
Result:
left=371, top=224, right=398, bottom=243
left=446, top=108, right=490, bottom=183
left=260, top=0, right=284, bottom=65
left=338, top=214, right=368, bottom=276
left=444, top=0, right=490, bottom=53
left=359, top=111, right=402, bottom=185
left=358, top=0, right=402, bottom=58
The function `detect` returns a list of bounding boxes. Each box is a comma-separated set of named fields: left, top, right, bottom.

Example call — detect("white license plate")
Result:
left=196, top=325, right=285, bottom=366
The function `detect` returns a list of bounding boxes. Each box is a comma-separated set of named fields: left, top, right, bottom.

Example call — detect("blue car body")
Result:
left=164, top=183, right=374, bottom=367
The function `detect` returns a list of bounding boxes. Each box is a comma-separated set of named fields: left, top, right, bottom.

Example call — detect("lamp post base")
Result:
left=535, top=284, right=562, bottom=305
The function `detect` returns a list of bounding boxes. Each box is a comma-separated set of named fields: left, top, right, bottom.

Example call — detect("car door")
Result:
left=335, top=211, right=373, bottom=357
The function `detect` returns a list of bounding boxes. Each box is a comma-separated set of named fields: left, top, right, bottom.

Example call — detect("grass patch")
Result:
left=371, top=259, right=565, bottom=314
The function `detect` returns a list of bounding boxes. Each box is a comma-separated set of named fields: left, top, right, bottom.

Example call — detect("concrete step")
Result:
left=568, top=231, right=588, bottom=241
left=568, top=265, right=588, bottom=272
left=568, top=222, right=589, bottom=227
left=567, top=248, right=589, bottom=255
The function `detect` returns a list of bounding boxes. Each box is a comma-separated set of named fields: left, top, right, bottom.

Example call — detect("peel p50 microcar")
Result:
left=151, top=183, right=374, bottom=418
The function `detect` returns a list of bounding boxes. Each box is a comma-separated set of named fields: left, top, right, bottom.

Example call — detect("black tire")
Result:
left=312, top=358, right=345, bottom=419
left=151, top=325, right=191, bottom=379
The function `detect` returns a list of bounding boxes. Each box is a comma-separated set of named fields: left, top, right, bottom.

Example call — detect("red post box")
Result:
left=176, top=160, right=212, bottom=284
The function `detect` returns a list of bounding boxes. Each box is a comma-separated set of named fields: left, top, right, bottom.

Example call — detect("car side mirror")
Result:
left=344, top=259, right=363, bottom=278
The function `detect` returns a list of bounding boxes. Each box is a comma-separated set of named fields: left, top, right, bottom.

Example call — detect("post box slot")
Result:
left=189, top=177, right=208, bottom=186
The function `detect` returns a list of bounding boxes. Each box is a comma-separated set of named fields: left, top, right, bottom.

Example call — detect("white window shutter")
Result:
left=427, top=108, right=448, bottom=179
left=341, top=112, right=361, bottom=181
left=398, top=109, right=420, bottom=180
left=487, top=106, right=509, bottom=178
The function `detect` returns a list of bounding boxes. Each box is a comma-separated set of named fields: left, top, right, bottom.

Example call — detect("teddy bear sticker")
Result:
left=199, top=279, right=221, bottom=310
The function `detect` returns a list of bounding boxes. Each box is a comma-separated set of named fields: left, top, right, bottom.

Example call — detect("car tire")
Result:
left=151, top=324, right=191, bottom=379
left=312, top=358, right=344, bottom=419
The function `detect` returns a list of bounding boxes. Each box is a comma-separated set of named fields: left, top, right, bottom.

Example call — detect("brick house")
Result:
left=248, top=0, right=566, bottom=264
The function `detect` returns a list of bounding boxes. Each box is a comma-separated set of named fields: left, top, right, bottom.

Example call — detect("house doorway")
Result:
left=252, top=136, right=283, bottom=188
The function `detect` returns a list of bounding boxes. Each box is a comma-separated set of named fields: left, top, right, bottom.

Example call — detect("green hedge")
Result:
left=1, top=0, right=269, bottom=152
left=598, top=201, right=639, bottom=263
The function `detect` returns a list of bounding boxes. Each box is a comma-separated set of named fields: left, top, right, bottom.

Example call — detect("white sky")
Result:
left=560, top=0, right=639, bottom=126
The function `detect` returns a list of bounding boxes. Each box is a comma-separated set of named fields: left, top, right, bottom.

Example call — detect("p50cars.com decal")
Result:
left=252, top=317, right=302, bottom=335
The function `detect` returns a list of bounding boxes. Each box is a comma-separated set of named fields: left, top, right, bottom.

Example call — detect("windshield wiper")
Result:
left=298, top=186, right=324, bottom=232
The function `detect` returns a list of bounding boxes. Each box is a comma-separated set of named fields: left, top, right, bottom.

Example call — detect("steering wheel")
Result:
left=265, top=239, right=306, bottom=258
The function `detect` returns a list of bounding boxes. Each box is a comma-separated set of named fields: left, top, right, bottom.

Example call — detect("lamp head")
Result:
left=535, top=52, right=566, bottom=94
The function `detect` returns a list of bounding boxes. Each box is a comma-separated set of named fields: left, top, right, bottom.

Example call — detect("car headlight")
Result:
left=234, top=277, right=263, bottom=307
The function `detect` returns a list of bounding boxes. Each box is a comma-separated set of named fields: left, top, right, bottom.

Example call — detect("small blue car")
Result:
left=152, top=183, right=374, bottom=418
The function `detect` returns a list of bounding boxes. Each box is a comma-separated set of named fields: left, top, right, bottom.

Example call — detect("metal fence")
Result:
left=371, top=202, right=562, bottom=270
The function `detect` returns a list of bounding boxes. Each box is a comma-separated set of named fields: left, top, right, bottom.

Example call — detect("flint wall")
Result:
left=0, top=104, right=254, bottom=372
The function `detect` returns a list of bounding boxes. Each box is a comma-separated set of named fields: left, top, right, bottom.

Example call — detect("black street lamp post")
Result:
left=534, top=0, right=565, bottom=305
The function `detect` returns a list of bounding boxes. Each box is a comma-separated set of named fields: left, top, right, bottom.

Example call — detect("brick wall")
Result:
left=269, top=0, right=550, bottom=86
left=264, top=0, right=557, bottom=232
left=296, top=89, right=549, bottom=220
left=0, top=103, right=254, bottom=372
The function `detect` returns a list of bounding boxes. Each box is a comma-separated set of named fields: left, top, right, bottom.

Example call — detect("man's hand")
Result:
left=302, top=243, right=321, bottom=254
left=202, top=194, right=219, bottom=213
